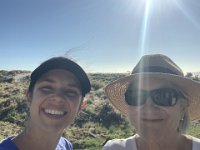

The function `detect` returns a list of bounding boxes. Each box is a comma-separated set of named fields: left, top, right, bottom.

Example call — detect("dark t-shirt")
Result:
left=0, top=136, right=73, bottom=150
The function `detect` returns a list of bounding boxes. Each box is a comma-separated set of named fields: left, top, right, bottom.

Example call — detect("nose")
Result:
left=143, top=96, right=156, bottom=107
left=51, top=90, right=66, bottom=103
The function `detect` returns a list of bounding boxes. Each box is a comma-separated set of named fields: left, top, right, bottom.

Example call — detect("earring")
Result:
left=180, top=117, right=184, bottom=121
left=177, top=118, right=184, bottom=133
left=180, top=114, right=185, bottom=121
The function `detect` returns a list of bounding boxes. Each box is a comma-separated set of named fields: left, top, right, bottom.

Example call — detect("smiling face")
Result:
left=27, top=69, right=83, bottom=133
left=127, top=78, right=187, bottom=141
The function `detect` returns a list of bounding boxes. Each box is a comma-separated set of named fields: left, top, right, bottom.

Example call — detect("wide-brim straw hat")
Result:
left=105, top=54, right=200, bottom=121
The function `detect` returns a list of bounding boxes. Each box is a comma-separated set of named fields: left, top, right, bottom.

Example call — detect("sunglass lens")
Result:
left=151, top=88, right=178, bottom=106
left=125, top=90, right=147, bottom=106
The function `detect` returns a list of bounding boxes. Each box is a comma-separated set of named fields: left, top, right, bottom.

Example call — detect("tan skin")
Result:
left=12, top=69, right=85, bottom=150
left=127, top=78, right=192, bottom=150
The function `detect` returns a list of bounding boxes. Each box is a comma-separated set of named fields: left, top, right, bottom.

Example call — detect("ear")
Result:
left=77, top=99, right=87, bottom=115
left=26, top=90, right=33, bottom=108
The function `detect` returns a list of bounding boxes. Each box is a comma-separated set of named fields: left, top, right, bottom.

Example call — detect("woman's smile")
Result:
left=42, top=108, right=67, bottom=120
left=141, top=117, right=164, bottom=123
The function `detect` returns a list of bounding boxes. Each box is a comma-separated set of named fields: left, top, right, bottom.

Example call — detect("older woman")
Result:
left=103, top=54, right=200, bottom=150
left=0, top=57, right=91, bottom=150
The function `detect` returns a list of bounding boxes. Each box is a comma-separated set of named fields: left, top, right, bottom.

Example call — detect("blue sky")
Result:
left=0, top=0, right=200, bottom=74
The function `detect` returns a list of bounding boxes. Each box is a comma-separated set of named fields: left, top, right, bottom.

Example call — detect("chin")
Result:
left=138, top=129, right=167, bottom=141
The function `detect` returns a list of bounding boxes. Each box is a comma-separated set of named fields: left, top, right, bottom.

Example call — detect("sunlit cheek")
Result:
left=171, top=114, right=182, bottom=131
left=71, top=98, right=82, bottom=111
left=166, top=106, right=182, bottom=130
left=127, top=107, right=141, bottom=127
left=31, top=89, right=46, bottom=99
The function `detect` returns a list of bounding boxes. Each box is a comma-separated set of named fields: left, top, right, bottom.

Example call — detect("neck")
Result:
left=13, top=125, right=63, bottom=150
left=135, top=133, right=189, bottom=150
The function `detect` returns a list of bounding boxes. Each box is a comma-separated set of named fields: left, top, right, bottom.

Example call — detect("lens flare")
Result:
left=174, top=0, right=200, bottom=31
left=139, top=0, right=151, bottom=56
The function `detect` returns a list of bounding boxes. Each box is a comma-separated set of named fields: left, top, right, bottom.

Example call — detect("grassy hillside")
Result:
left=0, top=70, right=200, bottom=150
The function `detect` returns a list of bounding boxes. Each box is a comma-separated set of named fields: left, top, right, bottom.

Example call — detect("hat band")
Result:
left=132, top=66, right=179, bottom=75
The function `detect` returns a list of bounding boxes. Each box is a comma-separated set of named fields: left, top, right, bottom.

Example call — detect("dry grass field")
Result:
left=0, top=70, right=199, bottom=149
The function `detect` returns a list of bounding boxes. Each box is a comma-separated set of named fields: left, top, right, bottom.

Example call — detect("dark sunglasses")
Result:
left=125, top=87, right=185, bottom=106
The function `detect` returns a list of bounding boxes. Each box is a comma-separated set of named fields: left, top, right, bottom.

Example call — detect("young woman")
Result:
left=0, top=57, right=91, bottom=150
left=103, top=54, right=200, bottom=150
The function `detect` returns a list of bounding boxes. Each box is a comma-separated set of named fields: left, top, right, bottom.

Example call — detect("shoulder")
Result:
left=102, top=136, right=137, bottom=150
left=192, top=136, right=200, bottom=150
left=56, top=136, right=73, bottom=150
left=0, top=136, right=19, bottom=150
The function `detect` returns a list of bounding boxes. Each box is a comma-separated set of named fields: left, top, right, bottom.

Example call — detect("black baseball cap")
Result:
left=28, top=57, right=91, bottom=96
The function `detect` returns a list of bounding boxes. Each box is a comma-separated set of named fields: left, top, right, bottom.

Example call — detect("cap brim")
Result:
left=105, top=73, right=200, bottom=121
left=30, top=57, right=91, bottom=96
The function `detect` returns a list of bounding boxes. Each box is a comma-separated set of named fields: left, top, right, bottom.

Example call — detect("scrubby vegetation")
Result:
left=0, top=70, right=199, bottom=149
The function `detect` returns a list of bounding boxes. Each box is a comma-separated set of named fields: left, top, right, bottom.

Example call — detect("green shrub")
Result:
left=91, top=80, right=105, bottom=90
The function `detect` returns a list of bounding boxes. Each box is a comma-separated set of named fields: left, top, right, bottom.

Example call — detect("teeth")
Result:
left=44, top=109, right=65, bottom=115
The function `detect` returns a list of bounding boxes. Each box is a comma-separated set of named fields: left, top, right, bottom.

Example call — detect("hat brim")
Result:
left=105, top=73, right=200, bottom=121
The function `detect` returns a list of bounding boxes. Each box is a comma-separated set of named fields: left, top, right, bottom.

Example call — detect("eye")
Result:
left=63, top=90, right=80, bottom=98
left=40, top=87, right=53, bottom=94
